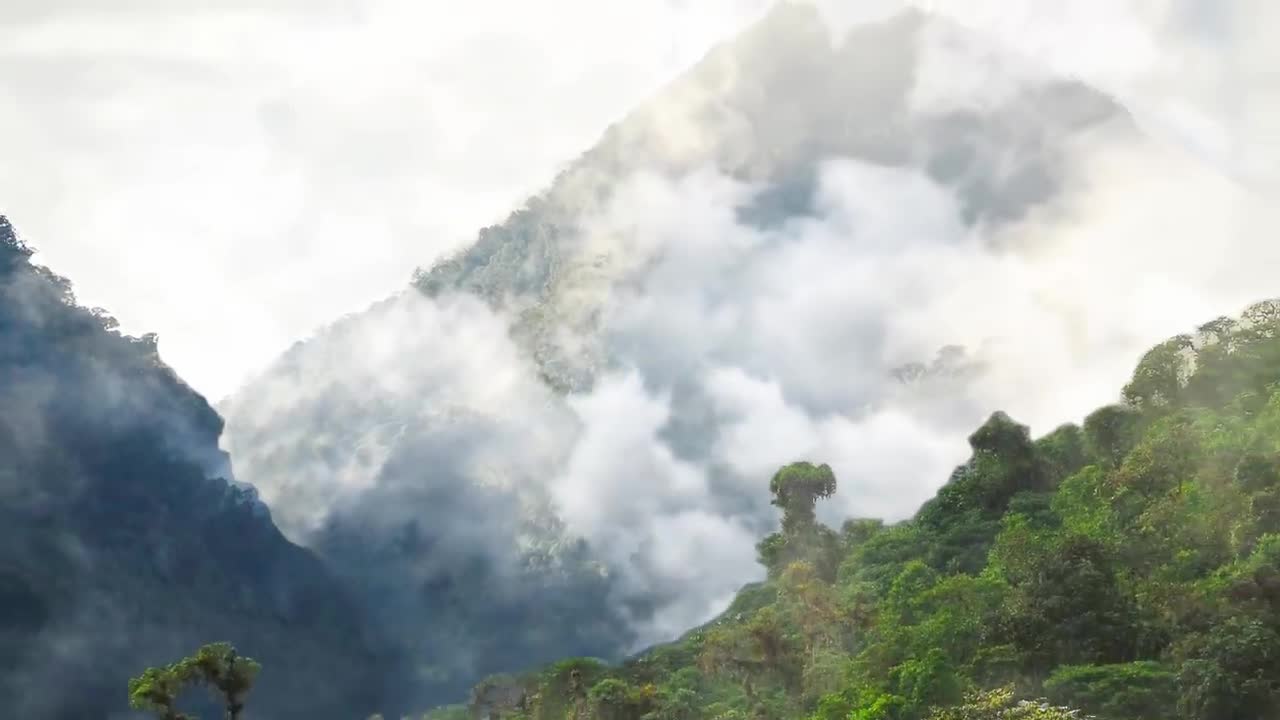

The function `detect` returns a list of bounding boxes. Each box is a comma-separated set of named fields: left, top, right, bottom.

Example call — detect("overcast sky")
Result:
left=2, top=0, right=1276, bottom=401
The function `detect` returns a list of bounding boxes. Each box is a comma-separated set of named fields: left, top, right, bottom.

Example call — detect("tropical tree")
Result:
left=128, top=643, right=261, bottom=720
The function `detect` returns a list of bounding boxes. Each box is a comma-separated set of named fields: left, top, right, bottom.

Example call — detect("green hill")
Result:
left=435, top=297, right=1280, bottom=720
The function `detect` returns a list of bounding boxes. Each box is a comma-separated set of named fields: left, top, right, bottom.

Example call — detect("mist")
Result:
left=4, top=0, right=1277, bottom=708
left=0, top=0, right=777, bottom=400
left=213, top=1, right=1280, bottom=662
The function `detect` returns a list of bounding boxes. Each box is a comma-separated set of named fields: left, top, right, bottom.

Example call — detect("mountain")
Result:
left=435, top=296, right=1280, bottom=720
left=409, top=3, right=1124, bottom=392
left=0, top=216, right=389, bottom=718
left=219, top=293, right=636, bottom=713
left=220, top=1, right=1140, bottom=710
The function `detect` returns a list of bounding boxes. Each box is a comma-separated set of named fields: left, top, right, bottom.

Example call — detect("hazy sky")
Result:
left=2, top=0, right=1276, bottom=402
left=0, top=0, right=774, bottom=399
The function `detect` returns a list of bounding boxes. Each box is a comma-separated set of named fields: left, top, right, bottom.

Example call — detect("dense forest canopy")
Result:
left=0, top=216, right=390, bottom=718
left=418, top=297, right=1280, bottom=720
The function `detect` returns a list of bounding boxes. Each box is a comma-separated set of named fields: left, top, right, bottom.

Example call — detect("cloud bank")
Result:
left=0, top=0, right=777, bottom=399
left=218, top=2, right=1278, bottom=658
left=7, top=0, right=1271, bottom=681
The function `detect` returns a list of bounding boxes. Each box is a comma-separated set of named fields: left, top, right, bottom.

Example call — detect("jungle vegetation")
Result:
left=134, top=297, right=1280, bottom=720
left=429, top=298, right=1280, bottom=720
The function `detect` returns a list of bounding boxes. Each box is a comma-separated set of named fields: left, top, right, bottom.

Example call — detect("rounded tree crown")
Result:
left=769, top=462, right=837, bottom=532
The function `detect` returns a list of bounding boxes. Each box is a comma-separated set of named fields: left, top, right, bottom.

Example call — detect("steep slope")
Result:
left=220, top=294, right=634, bottom=712
left=0, top=216, right=388, bottom=718
left=439, top=297, right=1280, bottom=720
left=411, top=3, right=1124, bottom=392
left=221, top=1, right=1144, bottom=710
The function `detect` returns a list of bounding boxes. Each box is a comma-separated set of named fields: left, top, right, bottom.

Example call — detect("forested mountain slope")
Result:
left=221, top=5, right=1137, bottom=708
left=407, top=2, right=1125, bottom=393
left=0, top=216, right=390, bottom=719
left=443, top=298, right=1280, bottom=720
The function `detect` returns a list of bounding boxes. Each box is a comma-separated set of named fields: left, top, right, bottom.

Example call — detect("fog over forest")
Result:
left=1, top=1, right=1277, bottom=719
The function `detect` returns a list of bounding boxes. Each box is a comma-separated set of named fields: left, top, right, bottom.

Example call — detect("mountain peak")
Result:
left=224, top=2, right=1139, bottom=711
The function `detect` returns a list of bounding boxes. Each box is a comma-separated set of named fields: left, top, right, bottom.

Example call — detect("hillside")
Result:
left=440, top=297, right=1280, bottom=720
left=220, top=4, right=1137, bottom=708
left=0, top=216, right=390, bottom=718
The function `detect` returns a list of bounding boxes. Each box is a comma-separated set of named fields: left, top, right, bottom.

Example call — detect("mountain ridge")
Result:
left=221, top=2, right=1147, bottom=712
left=0, top=215, right=392, bottom=719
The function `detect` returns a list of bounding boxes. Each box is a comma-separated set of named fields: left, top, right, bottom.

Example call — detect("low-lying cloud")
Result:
left=5, top=0, right=1275, bottom=711
left=0, top=0, right=777, bottom=400
left=218, top=0, right=1279, bottom=664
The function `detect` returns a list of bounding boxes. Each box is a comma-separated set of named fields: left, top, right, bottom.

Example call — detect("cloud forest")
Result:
left=1, top=1, right=1277, bottom=719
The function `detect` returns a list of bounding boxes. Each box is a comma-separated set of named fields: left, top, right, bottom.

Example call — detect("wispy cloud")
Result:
left=0, top=0, right=775, bottom=399
left=9, top=0, right=1277, bottom=668
left=222, top=2, right=1278, bottom=652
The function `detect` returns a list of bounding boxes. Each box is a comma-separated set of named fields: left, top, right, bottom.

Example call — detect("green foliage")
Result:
left=436, top=298, right=1280, bottom=720
left=128, top=666, right=196, bottom=720
left=128, top=643, right=261, bottom=720
left=589, top=678, right=655, bottom=720
left=760, top=463, right=843, bottom=579
left=1123, top=335, right=1194, bottom=411
left=1177, top=616, right=1280, bottom=720
left=1043, top=662, right=1175, bottom=720
left=1234, top=452, right=1280, bottom=493
left=755, top=532, right=788, bottom=573
left=991, top=522, right=1137, bottom=675
left=769, top=462, right=837, bottom=534
left=927, top=686, right=1094, bottom=720
left=1082, top=405, right=1139, bottom=469
left=1033, top=424, right=1088, bottom=486
left=3, top=214, right=380, bottom=717
left=919, top=413, right=1044, bottom=528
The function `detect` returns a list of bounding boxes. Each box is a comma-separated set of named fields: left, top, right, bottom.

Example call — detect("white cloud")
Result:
left=15, top=0, right=1277, bottom=653
left=540, top=90, right=1276, bottom=634
left=220, top=291, right=575, bottom=539
left=553, top=371, right=711, bottom=545
left=705, top=368, right=960, bottom=522
left=0, top=0, right=776, bottom=400
left=911, top=0, right=1280, bottom=187
left=638, top=509, right=761, bottom=639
